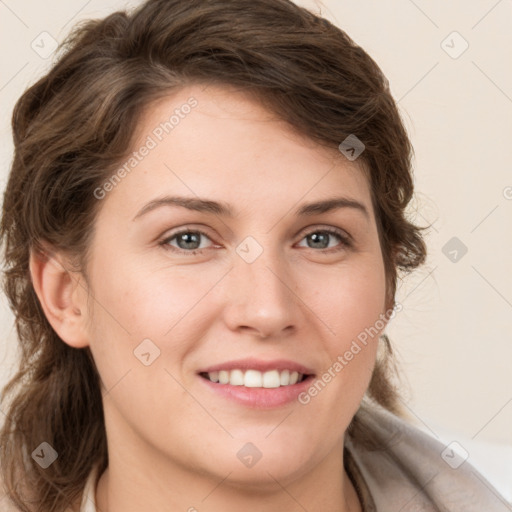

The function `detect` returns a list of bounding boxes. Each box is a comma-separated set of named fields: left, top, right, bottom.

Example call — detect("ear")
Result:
left=29, top=246, right=90, bottom=348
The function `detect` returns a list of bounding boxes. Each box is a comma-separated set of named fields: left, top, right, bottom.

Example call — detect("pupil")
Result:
left=309, top=232, right=328, bottom=249
left=179, top=232, right=200, bottom=250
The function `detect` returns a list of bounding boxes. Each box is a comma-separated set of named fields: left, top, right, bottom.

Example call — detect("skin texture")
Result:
left=30, top=84, right=390, bottom=511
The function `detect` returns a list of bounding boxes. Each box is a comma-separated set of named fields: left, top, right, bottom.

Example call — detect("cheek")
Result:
left=84, top=253, right=226, bottom=389
left=317, top=259, right=387, bottom=345
left=89, top=252, right=216, bottom=337
left=288, top=262, right=386, bottom=460
left=306, top=257, right=387, bottom=396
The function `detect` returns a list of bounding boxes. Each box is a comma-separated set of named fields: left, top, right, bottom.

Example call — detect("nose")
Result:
left=221, top=241, right=300, bottom=339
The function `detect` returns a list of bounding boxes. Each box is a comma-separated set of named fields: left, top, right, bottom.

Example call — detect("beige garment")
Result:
left=344, top=405, right=511, bottom=511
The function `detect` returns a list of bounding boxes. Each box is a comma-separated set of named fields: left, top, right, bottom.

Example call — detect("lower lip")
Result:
left=198, top=374, right=315, bottom=409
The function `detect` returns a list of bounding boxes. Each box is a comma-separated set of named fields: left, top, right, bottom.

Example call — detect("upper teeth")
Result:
left=205, top=369, right=303, bottom=388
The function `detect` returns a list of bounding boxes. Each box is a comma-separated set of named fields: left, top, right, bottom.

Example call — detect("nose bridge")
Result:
left=227, top=234, right=298, bottom=336
left=236, top=235, right=291, bottom=301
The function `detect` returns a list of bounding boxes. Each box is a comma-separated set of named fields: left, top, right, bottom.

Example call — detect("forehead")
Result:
left=99, top=83, right=374, bottom=221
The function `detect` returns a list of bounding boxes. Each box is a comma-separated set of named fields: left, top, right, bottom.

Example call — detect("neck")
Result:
left=95, top=440, right=361, bottom=512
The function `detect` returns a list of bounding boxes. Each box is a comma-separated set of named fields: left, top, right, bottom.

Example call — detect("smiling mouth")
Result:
left=199, top=369, right=312, bottom=388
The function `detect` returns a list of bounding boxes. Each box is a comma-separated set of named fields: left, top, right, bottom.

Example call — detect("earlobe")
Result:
left=29, top=247, right=90, bottom=349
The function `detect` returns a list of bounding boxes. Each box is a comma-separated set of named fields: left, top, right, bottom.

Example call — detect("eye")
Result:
left=297, top=228, right=352, bottom=252
left=160, top=229, right=214, bottom=254
left=160, top=226, right=352, bottom=255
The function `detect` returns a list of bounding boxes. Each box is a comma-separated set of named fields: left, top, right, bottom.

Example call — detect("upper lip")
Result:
left=198, top=358, right=315, bottom=375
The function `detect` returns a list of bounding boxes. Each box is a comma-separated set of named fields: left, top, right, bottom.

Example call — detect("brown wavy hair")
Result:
left=0, top=0, right=427, bottom=510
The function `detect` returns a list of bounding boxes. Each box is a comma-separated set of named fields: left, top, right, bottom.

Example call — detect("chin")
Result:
left=218, top=460, right=311, bottom=493
left=196, top=438, right=319, bottom=491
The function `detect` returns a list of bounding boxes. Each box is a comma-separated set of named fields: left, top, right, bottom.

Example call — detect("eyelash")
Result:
left=159, top=227, right=353, bottom=255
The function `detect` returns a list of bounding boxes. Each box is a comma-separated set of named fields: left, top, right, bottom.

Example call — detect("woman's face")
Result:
left=79, top=84, right=388, bottom=488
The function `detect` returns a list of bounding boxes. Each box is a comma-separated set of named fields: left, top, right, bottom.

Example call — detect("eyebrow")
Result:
left=132, top=195, right=370, bottom=221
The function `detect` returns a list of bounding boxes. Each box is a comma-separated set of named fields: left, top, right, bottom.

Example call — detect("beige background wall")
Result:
left=1, top=0, right=511, bottom=491
left=312, top=0, right=512, bottom=446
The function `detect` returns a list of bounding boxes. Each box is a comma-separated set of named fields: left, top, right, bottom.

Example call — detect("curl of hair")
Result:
left=0, top=0, right=427, bottom=510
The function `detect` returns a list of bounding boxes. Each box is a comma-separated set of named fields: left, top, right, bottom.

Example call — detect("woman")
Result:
left=0, top=0, right=508, bottom=511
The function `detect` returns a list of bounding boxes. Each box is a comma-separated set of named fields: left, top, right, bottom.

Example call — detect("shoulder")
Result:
left=346, top=404, right=511, bottom=511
